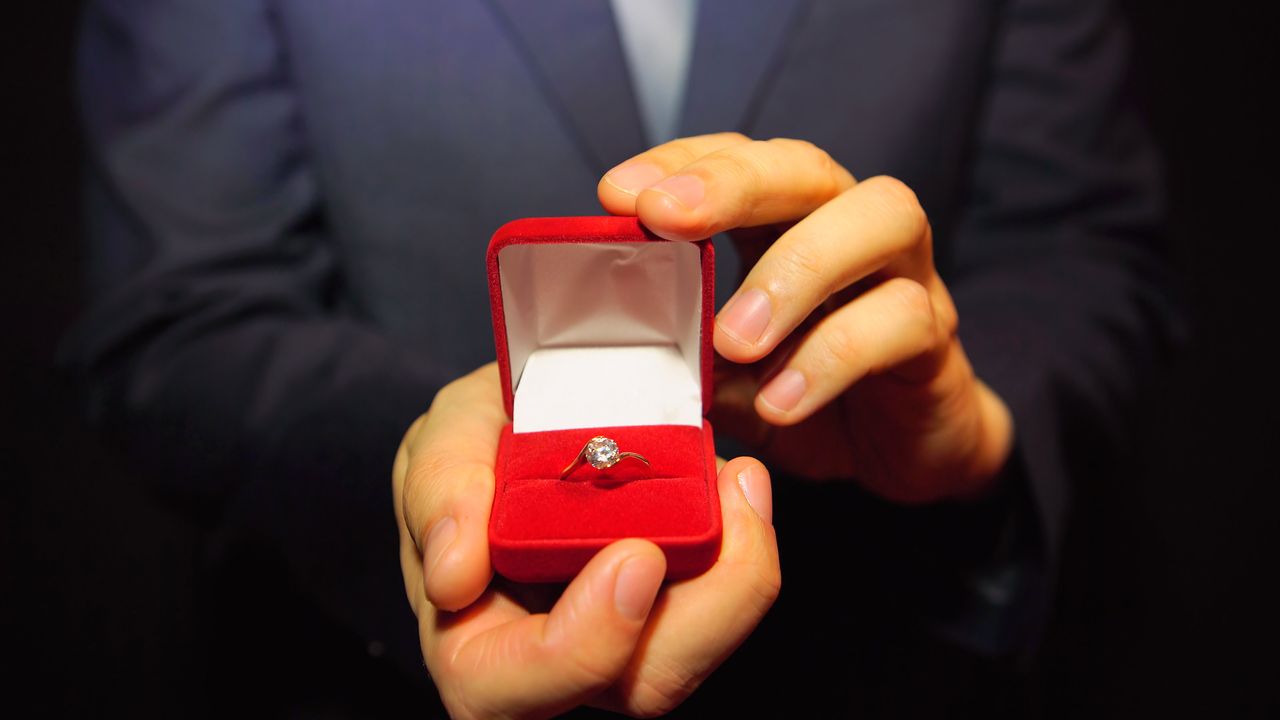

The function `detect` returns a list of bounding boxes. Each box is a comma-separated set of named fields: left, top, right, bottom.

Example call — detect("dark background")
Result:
left=4, top=2, right=1277, bottom=716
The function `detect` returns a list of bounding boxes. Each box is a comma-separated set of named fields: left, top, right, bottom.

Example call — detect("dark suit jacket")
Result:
left=66, top=0, right=1180, bottom=712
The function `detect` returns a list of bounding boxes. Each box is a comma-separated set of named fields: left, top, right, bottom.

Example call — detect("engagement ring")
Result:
left=559, top=436, right=651, bottom=480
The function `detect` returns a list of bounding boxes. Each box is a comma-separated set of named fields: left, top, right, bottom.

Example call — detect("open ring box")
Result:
left=486, top=216, right=722, bottom=583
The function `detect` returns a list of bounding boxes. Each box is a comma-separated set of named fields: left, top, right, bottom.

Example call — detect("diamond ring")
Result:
left=560, top=436, right=651, bottom=480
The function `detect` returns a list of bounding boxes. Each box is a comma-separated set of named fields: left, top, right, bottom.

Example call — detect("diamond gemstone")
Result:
left=584, top=437, right=620, bottom=469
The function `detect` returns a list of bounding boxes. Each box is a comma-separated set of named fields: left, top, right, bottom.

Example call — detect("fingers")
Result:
left=718, top=456, right=775, bottom=529
left=637, top=138, right=855, bottom=241
left=611, top=139, right=860, bottom=243
left=426, top=540, right=667, bottom=720
left=598, top=135, right=855, bottom=242
left=754, top=277, right=954, bottom=426
left=715, top=175, right=933, bottom=364
left=598, top=132, right=752, bottom=215
left=594, top=457, right=779, bottom=716
left=400, top=363, right=509, bottom=612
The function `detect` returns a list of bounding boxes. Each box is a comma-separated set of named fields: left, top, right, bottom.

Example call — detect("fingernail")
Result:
left=647, top=174, right=705, bottom=209
left=604, top=162, right=665, bottom=196
left=424, top=516, right=458, bottom=579
left=759, top=369, right=806, bottom=413
left=613, top=555, right=664, bottom=621
left=718, top=288, right=771, bottom=345
left=737, top=464, right=773, bottom=524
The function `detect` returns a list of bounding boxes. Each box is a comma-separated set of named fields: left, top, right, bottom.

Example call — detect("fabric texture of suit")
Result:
left=66, top=0, right=1181, bottom=713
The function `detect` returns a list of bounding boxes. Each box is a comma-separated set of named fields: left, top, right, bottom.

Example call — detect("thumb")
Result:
left=722, top=456, right=774, bottom=526
left=440, top=539, right=667, bottom=718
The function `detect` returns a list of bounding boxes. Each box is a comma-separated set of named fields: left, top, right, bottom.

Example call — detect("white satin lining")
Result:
left=498, top=241, right=703, bottom=433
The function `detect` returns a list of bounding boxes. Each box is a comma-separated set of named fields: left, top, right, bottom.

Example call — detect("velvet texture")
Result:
left=486, top=217, right=721, bottom=582
left=490, top=422, right=720, bottom=581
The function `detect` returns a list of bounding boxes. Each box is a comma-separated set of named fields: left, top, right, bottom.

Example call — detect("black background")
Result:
left=4, top=2, right=1277, bottom=716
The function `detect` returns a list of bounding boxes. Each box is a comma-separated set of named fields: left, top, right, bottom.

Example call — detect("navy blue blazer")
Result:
left=67, top=0, right=1180, bottom=697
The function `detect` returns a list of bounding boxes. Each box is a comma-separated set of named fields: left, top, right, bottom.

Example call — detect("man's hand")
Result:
left=393, top=363, right=780, bottom=718
left=599, top=133, right=1014, bottom=502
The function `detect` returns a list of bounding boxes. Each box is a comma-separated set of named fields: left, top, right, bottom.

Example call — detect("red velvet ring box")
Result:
left=486, top=216, right=722, bottom=583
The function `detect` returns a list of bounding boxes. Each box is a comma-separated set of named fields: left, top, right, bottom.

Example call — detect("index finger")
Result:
left=634, top=137, right=856, bottom=242
left=399, top=363, right=508, bottom=611
left=598, top=132, right=752, bottom=215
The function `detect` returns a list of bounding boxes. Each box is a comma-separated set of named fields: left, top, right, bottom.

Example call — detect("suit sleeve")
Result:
left=926, top=0, right=1185, bottom=651
left=63, top=0, right=444, bottom=674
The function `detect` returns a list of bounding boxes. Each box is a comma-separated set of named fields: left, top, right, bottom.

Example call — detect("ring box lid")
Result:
left=486, top=216, right=715, bottom=432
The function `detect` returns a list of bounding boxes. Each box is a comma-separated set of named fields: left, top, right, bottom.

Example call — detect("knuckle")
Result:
left=865, top=174, right=920, bottom=209
left=398, top=411, right=431, bottom=454
left=430, top=377, right=465, bottom=410
left=710, top=144, right=769, bottom=185
left=712, top=130, right=751, bottom=146
left=699, top=146, right=771, bottom=223
left=719, top=523, right=782, bottom=616
left=425, top=656, right=467, bottom=709
left=770, top=237, right=828, bottom=294
left=402, top=449, right=471, bottom=533
left=864, top=175, right=929, bottom=243
left=885, top=278, right=937, bottom=343
left=625, top=659, right=701, bottom=717
left=465, top=362, right=498, bottom=388
left=751, top=548, right=783, bottom=607
left=754, top=572, right=782, bottom=615
left=939, top=302, right=959, bottom=338
left=404, top=410, right=430, bottom=440
left=626, top=694, right=683, bottom=718
left=767, top=137, right=847, bottom=196
left=885, top=278, right=936, bottom=327
left=419, top=448, right=492, bottom=498
left=403, top=452, right=435, bottom=499
left=434, top=690, right=473, bottom=720
left=814, top=319, right=865, bottom=373
left=765, top=136, right=825, bottom=167
left=423, top=633, right=461, bottom=681
left=667, top=132, right=749, bottom=167
left=933, top=287, right=960, bottom=338
left=764, top=136, right=820, bottom=156
left=441, top=687, right=491, bottom=720
left=559, top=649, right=620, bottom=693
left=733, top=552, right=783, bottom=619
left=399, top=469, right=435, bottom=541
left=889, top=277, right=933, bottom=318
left=433, top=637, right=527, bottom=720
left=417, top=447, right=460, bottom=487
left=664, top=142, right=703, bottom=168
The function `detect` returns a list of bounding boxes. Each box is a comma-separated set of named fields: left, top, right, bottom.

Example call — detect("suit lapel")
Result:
left=485, top=0, right=647, bottom=173
left=681, top=0, right=809, bottom=137
left=484, top=0, right=808, bottom=167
